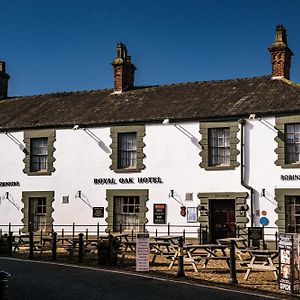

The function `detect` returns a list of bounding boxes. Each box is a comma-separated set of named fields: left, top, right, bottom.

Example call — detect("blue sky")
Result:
left=1, top=0, right=300, bottom=96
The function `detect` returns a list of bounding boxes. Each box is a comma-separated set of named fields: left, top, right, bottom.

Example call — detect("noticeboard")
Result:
left=153, top=204, right=166, bottom=224
left=248, top=227, right=263, bottom=240
left=93, top=207, right=104, bottom=218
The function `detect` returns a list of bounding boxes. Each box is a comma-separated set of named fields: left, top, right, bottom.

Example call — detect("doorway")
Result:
left=210, top=199, right=235, bottom=242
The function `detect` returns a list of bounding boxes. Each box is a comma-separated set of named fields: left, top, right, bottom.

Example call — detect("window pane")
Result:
left=286, top=196, right=300, bottom=233
left=285, top=124, right=300, bottom=164
left=118, top=133, right=137, bottom=168
left=208, top=128, right=230, bottom=166
left=30, top=138, right=48, bottom=172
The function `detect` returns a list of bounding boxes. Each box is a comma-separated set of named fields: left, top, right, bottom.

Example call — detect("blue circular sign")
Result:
left=260, top=217, right=269, bottom=226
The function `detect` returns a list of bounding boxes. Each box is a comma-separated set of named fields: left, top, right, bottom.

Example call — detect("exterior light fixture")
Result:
left=72, top=125, right=80, bottom=130
left=261, top=188, right=266, bottom=197
left=162, top=118, right=170, bottom=125
left=199, top=205, right=208, bottom=216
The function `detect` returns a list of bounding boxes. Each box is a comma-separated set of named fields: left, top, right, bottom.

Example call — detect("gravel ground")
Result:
left=8, top=248, right=282, bottom=296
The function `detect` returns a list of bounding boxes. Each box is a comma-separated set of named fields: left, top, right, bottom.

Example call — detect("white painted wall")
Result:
left=0, top=117, right=296, bottom=239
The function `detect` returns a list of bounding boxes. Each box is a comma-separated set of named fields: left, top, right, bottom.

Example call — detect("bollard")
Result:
left=176, top=237, right=185, bottom=278
left=52, top=232, right=57, bottom=261
left=29, top=229, right=34, bottom=260
left=0, top=271, right=11, bottom=299
left=228, top=240, right=238, bottom=285
left=78, top=233, right=84, bottom=263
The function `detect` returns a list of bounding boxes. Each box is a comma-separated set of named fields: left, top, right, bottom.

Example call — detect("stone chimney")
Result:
left=268, top=25, right=293, bottom=80
left=111, top=43, right=136, bottom=92
left=0, top=61, right=10, bottom=99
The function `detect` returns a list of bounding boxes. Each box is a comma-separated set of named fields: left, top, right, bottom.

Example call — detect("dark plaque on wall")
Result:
left=93, top=207, right=104, bottom=218
left=153, top=204, right=166, bottom=224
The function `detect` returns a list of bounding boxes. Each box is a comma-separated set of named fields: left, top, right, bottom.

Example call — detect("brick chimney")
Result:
left=268, top=25, right=293, bottom=80
left=0, top=61, right=10, bottom=99
left=111, top=43, right=136, bottom=92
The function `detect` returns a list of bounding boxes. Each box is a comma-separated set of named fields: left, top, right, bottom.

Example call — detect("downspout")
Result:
left=239, top=119, right=254, bottom=227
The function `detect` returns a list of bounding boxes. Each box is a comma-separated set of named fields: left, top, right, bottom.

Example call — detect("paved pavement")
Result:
left=0, top=258, right=283, bottom=300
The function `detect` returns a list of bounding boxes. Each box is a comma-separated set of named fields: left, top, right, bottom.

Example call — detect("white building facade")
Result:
left=0, top=25, right=300, bottom=243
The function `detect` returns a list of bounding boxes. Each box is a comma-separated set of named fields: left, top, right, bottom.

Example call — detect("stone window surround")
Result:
left=105, top=189, right=148, bottom=232
left=21, top=191, right=54, bottom=234
left=275, top=188, right=300, bottom=234
left=110, top=125, right=145, bottom=173
left=23, top=129, right=56, bottom=176
left=199, top=121, right=240, bottom=170
left=275, top=115, right=300, bottom=168
left=197, top=192, right=249, bottom=241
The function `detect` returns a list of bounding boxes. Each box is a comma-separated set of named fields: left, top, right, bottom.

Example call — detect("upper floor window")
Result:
left=23, top=129, right=56, bottom=176
left=285, top=123, right=300, bottom=164
left=275, top=116, right=300, bottom=169
left=118, top=132, right=137, bottom=169
left=110, top=125, right=145, bottom=173
left=208, top=128, right=230, bottom=166
left=199, top=121, right=239, bottom=170
left=30, top=138, right=48, bottom=172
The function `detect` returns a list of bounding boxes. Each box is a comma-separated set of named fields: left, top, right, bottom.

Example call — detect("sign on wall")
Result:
left=93, top=207, right=104, bottom=218
left=187, top=207, right=198, bottom=223
left=153, top=204, right=166, bottom=224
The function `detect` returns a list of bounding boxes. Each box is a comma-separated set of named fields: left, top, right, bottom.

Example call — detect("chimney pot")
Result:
left=268, top=25, right=293, bottom=80
left=0, top=60, right=10, bottom=100
left=112, top=43, right=136, bottom=92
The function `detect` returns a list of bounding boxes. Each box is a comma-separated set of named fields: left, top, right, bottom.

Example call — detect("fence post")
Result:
left=155, top=229, right=158, bottom=237
left=97, top=222, right=99, bottom=237
left=29, top=224, right=34, bottom=260
left=262, top=225, right=266, bottom=249
left=8, top=223, right=11, bottom=234
left=120, top=223, right=122, bottom=234
left=86, top=229, right=88, bottom=241
left=275, top=231, right=278, bottom=250
left=199, top=223, right=202, bottom=244
left=131, top=229, right=134, bottom=241
left=8, top=232, right=13, bottom=258
left=72, top=222, right=75, bottom=238
left=52, top=232, right=57, bottom=261
left=176, top=237, right=185, bottom=278
left=78, top=233, right=84, bottom=263
left=168, top=223, right=170, bottom=235
left=228, top=240, right=238, bottom=285
left=183, top=229, right=185, bottom=241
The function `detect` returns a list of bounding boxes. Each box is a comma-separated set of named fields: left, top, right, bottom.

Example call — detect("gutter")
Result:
left=238, top=119, right=254, bottom=228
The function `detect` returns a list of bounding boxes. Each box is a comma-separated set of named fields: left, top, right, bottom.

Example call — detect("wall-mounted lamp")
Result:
left=261, top=188, right=266, bottom=197
left=199, top=205, right=208, bottom=216
left=76, top=190, right=82, bottom=198
left=238, top=205, right=248, bottom=215
left=73, top=125, right=80, bottom=130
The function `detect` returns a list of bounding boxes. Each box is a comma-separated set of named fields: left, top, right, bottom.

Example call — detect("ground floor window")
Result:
left=106, top=189, right=148, bottom=232
left=285, top=196, right=300, bottom=233
left=113, top=196, right=140, bottom=231
left=22, top=191, right=54, bottom=233
left=29, top=197, right=47, bottom=231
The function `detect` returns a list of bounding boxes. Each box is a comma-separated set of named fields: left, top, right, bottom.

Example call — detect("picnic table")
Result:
left=217, top=237, right=248, bottom=261
left=169, top=244, right=229, bottom=273
left=121, top=240, right=173, bottom=263
left=153, top=235, right=183, bottom=245
left=243, top=249, right=279, bottom=280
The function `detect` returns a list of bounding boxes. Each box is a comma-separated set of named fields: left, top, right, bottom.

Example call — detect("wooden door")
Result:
left=210, top=199, right=235, bottom=242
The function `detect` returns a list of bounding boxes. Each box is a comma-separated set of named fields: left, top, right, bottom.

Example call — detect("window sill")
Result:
left=280, top=163, right=300, bottom=169
left=204, top=165, right=235, bottom=171
left=113, top=168, right=141, bottom=173
left=26, top=170, right=52, bottom=176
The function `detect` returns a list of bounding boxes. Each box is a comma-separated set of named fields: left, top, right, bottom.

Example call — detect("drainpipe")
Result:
left=239, top=119, right=254, bottom=228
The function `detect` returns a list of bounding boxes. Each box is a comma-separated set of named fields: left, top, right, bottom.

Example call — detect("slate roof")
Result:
left=1, top=75, right=300, bottom=130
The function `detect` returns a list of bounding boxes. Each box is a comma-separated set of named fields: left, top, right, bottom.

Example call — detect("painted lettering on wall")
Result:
left=0, top=181, right=20, bottom=187
left=281, top=175, right=300, bottom=181
left=94, top=177, right=163, bottom=185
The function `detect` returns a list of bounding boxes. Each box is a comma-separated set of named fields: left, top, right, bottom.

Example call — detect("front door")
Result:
left=210, top=199, right=235, bottom=242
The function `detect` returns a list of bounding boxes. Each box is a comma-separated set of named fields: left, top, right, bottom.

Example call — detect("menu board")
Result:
left=153, top=204, right=166, bottom=224
left=136, top=233, right=149, bottom=272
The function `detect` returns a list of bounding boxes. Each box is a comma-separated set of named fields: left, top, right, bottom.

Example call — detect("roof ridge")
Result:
left=279, top=77, right=300, bottom=88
